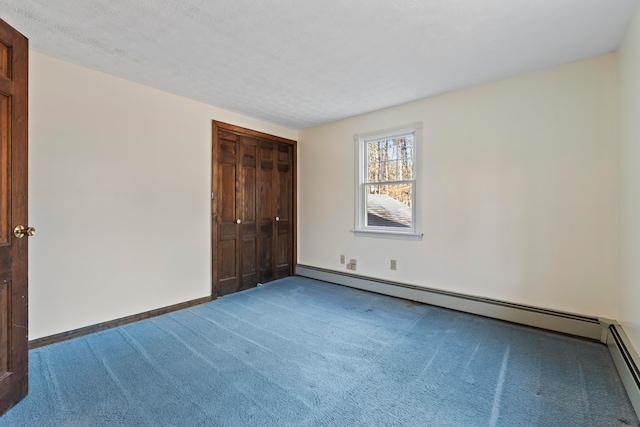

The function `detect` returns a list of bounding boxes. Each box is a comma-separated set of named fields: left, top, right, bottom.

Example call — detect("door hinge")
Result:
left=211, top=191, right=214, bottom=200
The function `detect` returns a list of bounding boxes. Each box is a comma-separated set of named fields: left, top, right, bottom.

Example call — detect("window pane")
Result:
left=366, top=183, right=412, bottom=228
left=366, top=134, right=414, bottom=183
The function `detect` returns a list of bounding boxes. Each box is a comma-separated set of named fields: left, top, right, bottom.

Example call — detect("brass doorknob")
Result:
left=236, top=219, right=241, bottom=224
left=14, top=225, right=35, bottom=239
left=275, top=217, right=280, bottom=222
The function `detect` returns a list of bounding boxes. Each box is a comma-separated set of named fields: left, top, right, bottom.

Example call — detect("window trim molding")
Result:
left=354, top=122, right=423, bottom=240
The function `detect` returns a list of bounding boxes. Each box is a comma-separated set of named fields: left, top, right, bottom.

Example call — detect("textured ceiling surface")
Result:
left=0, top=0, right=638, bottom=130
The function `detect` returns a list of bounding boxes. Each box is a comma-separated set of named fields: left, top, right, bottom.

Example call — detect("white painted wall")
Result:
left=618, top=3, right=640, bottom=352
left=298, top=54, right=618, bottom=319
left=28, top=52, right=297, bottom=340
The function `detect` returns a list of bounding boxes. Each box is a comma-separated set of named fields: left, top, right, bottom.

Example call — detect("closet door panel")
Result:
left=216, top=131, right=240, bottom=295
left=275, top=143, right=293, bottom=279
left=239, top=137, right=258, bottom=290
left=258, top=140, right=275, bottom=283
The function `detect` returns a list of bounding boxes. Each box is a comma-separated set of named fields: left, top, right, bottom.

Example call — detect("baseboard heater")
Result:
left=608, top=324, right=640, bottom=416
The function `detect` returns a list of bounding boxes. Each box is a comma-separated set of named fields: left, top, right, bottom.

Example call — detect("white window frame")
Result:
left=354, top=122, right=423, bottom=241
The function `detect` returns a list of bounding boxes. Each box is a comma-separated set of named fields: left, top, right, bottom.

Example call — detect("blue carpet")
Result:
left=1, top=277, right=638, bottom=426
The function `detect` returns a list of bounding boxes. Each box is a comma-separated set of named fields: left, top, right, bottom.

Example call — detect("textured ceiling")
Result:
left=0, top=0, right=638, bottom=130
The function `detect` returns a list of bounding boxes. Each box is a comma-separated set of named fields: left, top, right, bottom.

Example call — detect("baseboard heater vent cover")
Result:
left=608, top=324, right=640, bottom=417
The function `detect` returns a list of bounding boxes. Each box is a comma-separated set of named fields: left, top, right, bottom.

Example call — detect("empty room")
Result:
left=0, top=0, right=639, bottom=425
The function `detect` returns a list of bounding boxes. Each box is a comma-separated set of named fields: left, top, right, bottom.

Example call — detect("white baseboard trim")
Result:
left=295, top=264, right=640, bottom=420
left=607, top=324, right=640, bottom=417
left=296, top=264, right=603, bottom=340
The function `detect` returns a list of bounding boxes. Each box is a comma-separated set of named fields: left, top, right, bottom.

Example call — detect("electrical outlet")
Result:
left=340, top=255, right=345, bottom=264
left=390, top=260, right=397, bottom=270
left=350, top=259, right=357, bottom=271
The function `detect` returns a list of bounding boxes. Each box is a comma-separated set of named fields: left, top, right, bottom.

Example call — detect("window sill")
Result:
left=353, top=229, right=423, bottom=241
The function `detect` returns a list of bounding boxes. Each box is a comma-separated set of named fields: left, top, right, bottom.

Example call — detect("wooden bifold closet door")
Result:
left=212, top=121, right=296, bottom=297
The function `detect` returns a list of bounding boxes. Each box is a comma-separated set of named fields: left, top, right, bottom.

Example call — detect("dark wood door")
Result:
left=212, top=122, right=295, bottom=297
left=0, top=18, right=29, bottom=416
left=275, top=143, right=293, bottom=279
left=213, top=128, right=240, bottom=296
left=257, top=140, right=276, bottom=283
left=238, top=136, right=258, bottom=291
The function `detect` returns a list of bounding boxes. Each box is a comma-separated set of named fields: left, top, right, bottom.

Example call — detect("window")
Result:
left=354, top=122, right=422, bottom=240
